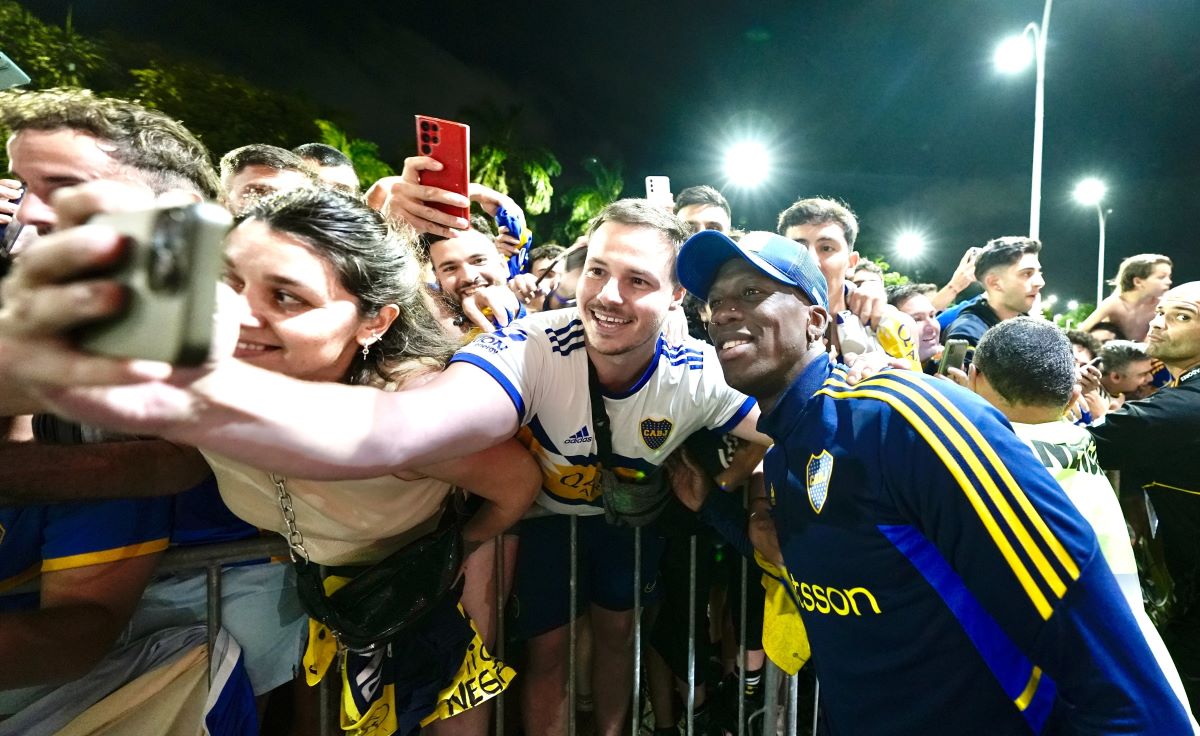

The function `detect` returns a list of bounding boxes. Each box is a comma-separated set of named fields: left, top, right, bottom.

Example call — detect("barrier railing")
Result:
left=13, top=524, right=819, bottom=735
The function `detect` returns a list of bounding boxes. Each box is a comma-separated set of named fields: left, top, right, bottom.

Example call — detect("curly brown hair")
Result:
left=0, top=87, right=219, bottom=199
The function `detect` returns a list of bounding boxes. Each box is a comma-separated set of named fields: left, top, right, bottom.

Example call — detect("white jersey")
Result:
left=451, top=308, right=756, bottom=516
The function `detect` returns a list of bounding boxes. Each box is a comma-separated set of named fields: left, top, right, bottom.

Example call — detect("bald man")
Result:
left=1089, top=281, right=1200, bottom=719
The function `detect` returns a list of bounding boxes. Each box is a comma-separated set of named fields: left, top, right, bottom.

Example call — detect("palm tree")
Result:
left=461, top=102, right=561, bottom=217
left=560, top=156, right=624, bottom=239
left=314, top=119, right=395, bottom=189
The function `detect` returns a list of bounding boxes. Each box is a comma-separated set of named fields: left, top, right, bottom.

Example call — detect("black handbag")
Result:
left=587, top=360, right=670, bottom=527
left=273, top=474, right=464, bottom=652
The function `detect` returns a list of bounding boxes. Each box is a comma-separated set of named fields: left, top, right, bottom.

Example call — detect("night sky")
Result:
left=25, top=0, right=1200, bottom=305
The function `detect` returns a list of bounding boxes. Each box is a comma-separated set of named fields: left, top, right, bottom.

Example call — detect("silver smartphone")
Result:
left=78, top=203, right=232, bottom=366
left=0, top=52, right=31, bottom=90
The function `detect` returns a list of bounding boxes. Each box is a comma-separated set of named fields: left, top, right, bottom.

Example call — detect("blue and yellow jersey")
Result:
left=0, top=498, right=171, bottom=612
left=451, top=308, right=755, bottom=515
left=758, top=354, right=1191, bottom=734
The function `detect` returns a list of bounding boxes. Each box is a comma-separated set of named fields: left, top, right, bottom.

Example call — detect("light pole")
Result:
left=995, top=0, right=1053, bottom=239
left=1073, top=177, right=1108, bottom=307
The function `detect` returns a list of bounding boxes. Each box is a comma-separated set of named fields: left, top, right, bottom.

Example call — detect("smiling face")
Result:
left=221, top=220, right=390, bottom=382
left=896, top=292, right=942, bottom=362
left=576, top=221, right=683, bottom=366
left=428, top=229, right=508, bottom=305
left=706, top=258, right=829, bottom=407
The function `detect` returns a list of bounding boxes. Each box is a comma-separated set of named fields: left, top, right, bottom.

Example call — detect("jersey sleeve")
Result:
left=449, top=322, right=548, bottom=426
left=869, top=373, right=1191, bottom=733
left=696, top=346, right=756, bottom=433
left=1089, top=389, right=1200, bottom=470
left=41, top=497, right=172, bottom=573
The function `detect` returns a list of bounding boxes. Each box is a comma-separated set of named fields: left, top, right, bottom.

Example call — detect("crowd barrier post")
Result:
left=810, top=680, right=820, bottom=736
left=568, top=514, right=578, bottom=736
left=494, top=535, right=507, bottom=736
left=786, top=672, right=800, bottom=736
left=632, top=525, right=643, bottom=735
left=205, top=563, right=222, bottom=683
left=685, top=534, right=698, bottom=736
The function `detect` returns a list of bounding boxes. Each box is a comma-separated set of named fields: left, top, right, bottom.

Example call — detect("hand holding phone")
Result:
left=414, top=115, right=470, bottom=221
left=938, top=339, right=972, bottom=376
left=78, top=203, right=232, bottom=365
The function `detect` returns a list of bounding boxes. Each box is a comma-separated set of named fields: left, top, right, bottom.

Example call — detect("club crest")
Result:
left=806, top=450, right=834, bottom=514
left=640, top=417, right=674, bottom=450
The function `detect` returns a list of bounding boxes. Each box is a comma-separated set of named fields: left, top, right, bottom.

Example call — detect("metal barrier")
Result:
left=12, top=522, right=819, bottom=735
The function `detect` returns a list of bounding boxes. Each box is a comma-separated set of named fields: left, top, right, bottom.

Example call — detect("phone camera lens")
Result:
left=421, top=144, right=432, bottom=155
left=421, top=133, right=430, bottom=143
left=432, top=136, right=439, bottom=144
left=431, top=123, right=440, bottom=132
left=420, top=121, right=430, bottom=131
left=147, top=208, right=188, bottom=292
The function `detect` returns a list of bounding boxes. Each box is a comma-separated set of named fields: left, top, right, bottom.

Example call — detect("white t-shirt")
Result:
left=451, top=308, right=756, bottom=515
left=1014, top=419, right=1197, bottom=723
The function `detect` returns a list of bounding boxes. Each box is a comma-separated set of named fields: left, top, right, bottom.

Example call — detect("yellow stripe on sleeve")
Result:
left=1015, top=667, right=1043, bottom=711
left=881, top=372, right=1081, bottom=582
left=40, top=538, right=169, bottom=573
left=817, top=385, right=1055, bottom=619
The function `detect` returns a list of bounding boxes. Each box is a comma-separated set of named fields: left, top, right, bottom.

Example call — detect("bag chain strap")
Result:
left=271, top=473, right=310, bottom=563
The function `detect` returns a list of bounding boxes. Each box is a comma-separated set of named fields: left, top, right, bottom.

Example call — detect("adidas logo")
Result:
left=564, top=426, right=593, bottom=445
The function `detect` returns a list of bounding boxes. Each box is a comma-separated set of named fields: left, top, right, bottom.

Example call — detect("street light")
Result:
left=1073, top=177, right=1109, bottom=307
left=995, top=0, right=1053, bottom=239
left=1067, top=299, right=1079, bottom=311
left=723, top=140, right=770, bottom=188
left=894, top=230, right=927, bottom=261
left=1044, top=294, right=1059, bottom=306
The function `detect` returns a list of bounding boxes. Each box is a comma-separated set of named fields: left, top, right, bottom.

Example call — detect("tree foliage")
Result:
left=0, top=3, right=112, bottom=88
left=464, top=102, right=561, bottom=216
left=560, top=156, right=625, bottom=239
left=127, top=61, right=321, bottom=156
left=314, top=119, right=395, bottom=189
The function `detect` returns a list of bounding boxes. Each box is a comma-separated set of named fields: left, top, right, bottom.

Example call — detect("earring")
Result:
left=361, top=333, right=378, bottom=359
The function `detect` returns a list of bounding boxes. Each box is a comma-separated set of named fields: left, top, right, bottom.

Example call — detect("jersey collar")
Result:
left=758, top=352, right=834, bottom=441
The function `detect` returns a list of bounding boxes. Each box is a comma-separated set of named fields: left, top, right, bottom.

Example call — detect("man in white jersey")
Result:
left=968, top=317, right=1195, bottom=724
left=0, top=192, right=768, bottom=736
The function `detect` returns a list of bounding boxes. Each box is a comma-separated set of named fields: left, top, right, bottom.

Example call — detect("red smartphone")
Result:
left=414, top=115, right=470, bottom=221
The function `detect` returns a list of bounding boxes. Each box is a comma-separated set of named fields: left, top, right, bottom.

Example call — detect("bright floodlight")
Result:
left=994, top=35, right=1035, bottom=73
left=1067, top=299, right=1079, bottom=310
left=1073, top=178, right=1107, bottom=206
left=1044, top=294, right=1058, bottom=306
left=894, top=230, right=926, bottom=260
left=723, top=141, right=770, bottom=187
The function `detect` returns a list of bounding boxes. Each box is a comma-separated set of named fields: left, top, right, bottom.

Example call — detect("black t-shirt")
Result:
left=1090, top=368, right=1200, bottom=608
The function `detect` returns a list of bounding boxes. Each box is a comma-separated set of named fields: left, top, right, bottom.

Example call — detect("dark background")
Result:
left=22, top=0, right=1200, bottom=305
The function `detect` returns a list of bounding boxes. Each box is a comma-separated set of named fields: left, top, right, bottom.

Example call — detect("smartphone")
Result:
left=938, top=339, right=972, bottom=375
left=645, top=175, right=672, bottom=209
left=77, top=203, right=233, bottom=365
left=415, top=115, right=470, bottom=221
left=0, top=52, right=30, bottom=91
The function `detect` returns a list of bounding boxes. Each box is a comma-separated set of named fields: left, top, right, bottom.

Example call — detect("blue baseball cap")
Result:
left=677, top=230, right=828, bottom=309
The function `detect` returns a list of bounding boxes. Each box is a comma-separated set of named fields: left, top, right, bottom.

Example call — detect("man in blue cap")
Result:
left=675, top=229, right=1194, bottom=734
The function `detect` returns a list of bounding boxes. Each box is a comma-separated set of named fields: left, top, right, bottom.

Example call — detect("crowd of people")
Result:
left=0, top=86, right=1198, bottom=736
